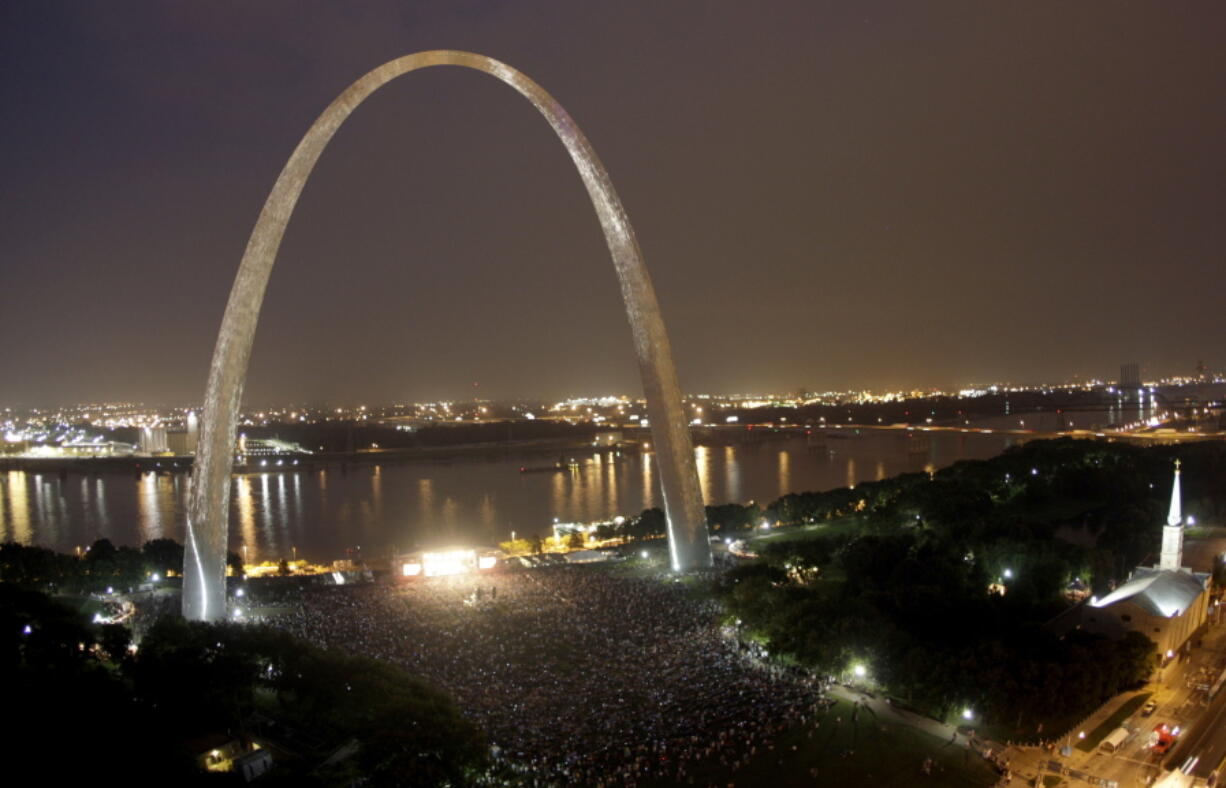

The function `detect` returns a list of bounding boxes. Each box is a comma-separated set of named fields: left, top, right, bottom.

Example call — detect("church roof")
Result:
left=1090, top=567, right=1206, bottom=618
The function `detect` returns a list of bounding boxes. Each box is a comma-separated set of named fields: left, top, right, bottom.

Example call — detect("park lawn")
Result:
left=750, top=516, right=865, bottom=545
left=646, top=696, right=999, bottom=788
left=56, top=594, right=107, bottom=617
left=807, top=565, right=848, bottom=594
left=1075, top=692, right=1151, bottom=752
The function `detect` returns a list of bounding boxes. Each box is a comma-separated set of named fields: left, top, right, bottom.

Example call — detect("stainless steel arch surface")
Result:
left=183, top=50, right=711, bottom=620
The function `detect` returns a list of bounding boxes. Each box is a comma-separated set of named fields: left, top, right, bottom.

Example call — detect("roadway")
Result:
left=692, top=419, right=1225, bottom=444
left=810, top=422, right=1226, bottom=443
left=1165, top=655, right=1226, bottom=782
left=1072, top=625, right=1226, bottom=787
left=1003, top=619, right=1226, bottom=787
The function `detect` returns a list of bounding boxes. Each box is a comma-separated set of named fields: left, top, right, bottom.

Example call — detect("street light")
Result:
left=853, top=664, right=867, bottom=678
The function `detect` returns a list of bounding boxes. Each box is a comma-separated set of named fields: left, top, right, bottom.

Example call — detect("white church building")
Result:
left=1082, top=461, right=1211, bottom=659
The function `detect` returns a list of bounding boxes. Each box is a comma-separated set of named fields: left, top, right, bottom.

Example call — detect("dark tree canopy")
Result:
left=3, top=585, right=486, bottom=784
left=719, top=438, right=1201, bottom=737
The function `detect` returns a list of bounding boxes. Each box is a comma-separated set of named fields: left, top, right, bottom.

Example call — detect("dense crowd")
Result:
left=264, top=565, right=826, bottom=785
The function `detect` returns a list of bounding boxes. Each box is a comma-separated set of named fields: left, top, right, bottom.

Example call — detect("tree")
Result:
left=83, top=538, right=146, bottom=592
left=628, top=508, right=667, bottom=541
left=87, top=538, right=117, bottom=563
left=714, top=437, right=1204, bottom=737
left=2, top=586, right=199, bottom=782
left=98, top=623, right=132, bottom=663
left=131, top=615, right=488, bottom=783
left=0, top=542, right=74, bottom=589
left=142, top=539, right=184, bottom=576
left=566, top=532, right=585, bottom=550
left=497, top=538, right=535, bottom=556
left=707, top=503, right=760, bottom=531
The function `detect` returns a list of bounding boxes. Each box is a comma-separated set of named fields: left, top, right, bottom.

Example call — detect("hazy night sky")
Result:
left=2, top=2, right=1223, bottom=406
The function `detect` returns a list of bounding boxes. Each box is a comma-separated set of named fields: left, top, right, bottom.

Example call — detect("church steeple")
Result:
left=1159, top=460, right=1184, bottom=571
left=1167, top=459, right=1182, bottom=527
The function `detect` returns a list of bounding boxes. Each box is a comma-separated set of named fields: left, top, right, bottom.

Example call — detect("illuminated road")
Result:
left=712, top=422, right=1226, bottom=443
left=1003, top=620, right=1226, bottom=787
left=826, top=423, right=1226, bottom=442
left=1166, top=664, right=1226, bottom=782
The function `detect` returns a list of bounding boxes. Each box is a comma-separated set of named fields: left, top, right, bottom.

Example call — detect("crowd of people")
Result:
left=262, top=564, right=827, bottom=785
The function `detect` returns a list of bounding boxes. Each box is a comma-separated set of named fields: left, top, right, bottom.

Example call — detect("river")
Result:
left=0, top=427, right=1041, bottom=563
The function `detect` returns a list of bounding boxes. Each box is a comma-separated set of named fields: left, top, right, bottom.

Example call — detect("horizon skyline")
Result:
left=2, top=3, right=1223, bottom=406
left=5, top=358, right=1221, bottom=413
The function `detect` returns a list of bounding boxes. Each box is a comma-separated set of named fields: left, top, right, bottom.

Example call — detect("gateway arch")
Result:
left=183, top=50, right=711, bottom=621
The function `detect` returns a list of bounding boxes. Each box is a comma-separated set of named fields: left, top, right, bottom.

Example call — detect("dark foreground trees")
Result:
left=4, top=585, right=486, bottom=785
left=718, top=438, right=1203, bottom=737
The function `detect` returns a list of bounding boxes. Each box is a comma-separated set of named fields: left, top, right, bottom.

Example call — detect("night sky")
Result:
left=2, top=2, right=1223, bottom=406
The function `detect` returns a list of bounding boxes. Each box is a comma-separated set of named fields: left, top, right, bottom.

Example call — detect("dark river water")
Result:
left=2, top=398, right=1167, bottom=563
left=0, top=429, right=1031, bottom=563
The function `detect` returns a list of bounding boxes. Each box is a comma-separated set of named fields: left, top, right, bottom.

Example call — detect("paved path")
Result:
left=829, top=686, right=1012, bottom=778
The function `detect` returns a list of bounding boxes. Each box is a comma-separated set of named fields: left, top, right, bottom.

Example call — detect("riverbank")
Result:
left=0, top=424, right=837, bottom=476
left=0, top=436, right=637, bottom=475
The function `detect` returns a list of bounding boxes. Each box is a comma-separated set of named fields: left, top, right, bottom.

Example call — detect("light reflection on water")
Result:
left=1, top=432, right=1025, bottom=562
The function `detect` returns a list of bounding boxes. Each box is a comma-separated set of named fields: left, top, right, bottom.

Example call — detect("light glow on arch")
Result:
left=182, top=50, right=711, bottom=620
